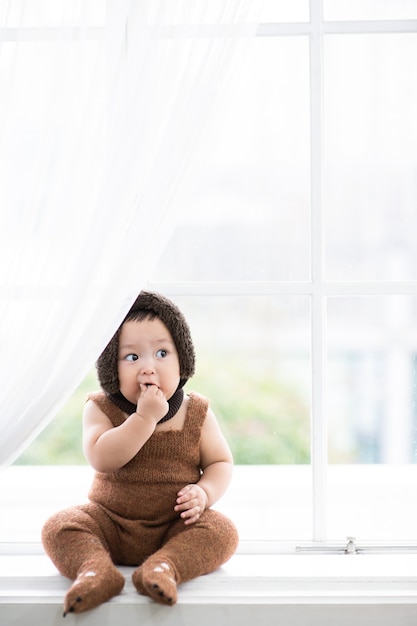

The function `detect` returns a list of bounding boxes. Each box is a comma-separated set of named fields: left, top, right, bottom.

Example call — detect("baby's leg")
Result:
left=42, top=505, right=124, bottom=615
left=132, top=509, right=238, bottom=605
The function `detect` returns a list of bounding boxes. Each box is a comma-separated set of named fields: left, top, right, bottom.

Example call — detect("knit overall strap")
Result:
left=87, top=391, right=127, bottom=427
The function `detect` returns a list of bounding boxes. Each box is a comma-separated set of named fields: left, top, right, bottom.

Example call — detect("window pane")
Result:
left=324, top=0, right=417, bottom=21
left=176, top=294, right=312, bottom=463
left=326, top=295, right=417, bottom=540
left=152, top=36, right=311, bottom=283
left=323, top=34, right=417, bottom=281
left=327, top=296, right=417, bottom=464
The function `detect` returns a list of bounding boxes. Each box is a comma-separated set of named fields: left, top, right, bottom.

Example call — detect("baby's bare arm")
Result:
left=174, top=408, right=233, bottom=524
left=83, top=384, right=168, bottom=472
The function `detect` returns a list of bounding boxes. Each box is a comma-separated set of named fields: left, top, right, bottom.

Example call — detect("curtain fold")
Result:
left=0, top=0, right=260, bottom=467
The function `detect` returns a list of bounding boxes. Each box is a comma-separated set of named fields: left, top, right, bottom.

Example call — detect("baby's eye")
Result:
left=156, top=349, right=167, bottom=358
left=125, top=353, right=138, bottom=362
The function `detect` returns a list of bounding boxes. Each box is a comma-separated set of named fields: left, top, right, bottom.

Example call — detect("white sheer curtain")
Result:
left=0, top=0, right=260, bottom=467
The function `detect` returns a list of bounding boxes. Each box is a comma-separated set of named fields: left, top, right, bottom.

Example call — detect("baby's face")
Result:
left=117, top=317, right=180, bottom=406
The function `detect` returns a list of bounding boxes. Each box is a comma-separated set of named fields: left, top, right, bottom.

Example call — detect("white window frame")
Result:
left=3, top=1, right=417, bottom=552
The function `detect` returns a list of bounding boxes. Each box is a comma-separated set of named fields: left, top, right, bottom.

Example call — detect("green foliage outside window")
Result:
left=15, top=365, right=310, bottom=466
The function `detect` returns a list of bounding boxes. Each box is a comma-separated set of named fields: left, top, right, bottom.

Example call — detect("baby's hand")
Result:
left=136, top=384, right=168, bottom=424
left=174, top=484, right=208, bottom=525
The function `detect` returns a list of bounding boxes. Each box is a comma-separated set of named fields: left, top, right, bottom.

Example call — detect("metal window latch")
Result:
left=345, top=536, right=358, bottom=554
left=296, top=536, right=362, bottom=554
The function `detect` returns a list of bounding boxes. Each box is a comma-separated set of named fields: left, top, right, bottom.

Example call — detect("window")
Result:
left=150, top=0, right=417, bottom=546
left=10, top=0, right=417, bottom=550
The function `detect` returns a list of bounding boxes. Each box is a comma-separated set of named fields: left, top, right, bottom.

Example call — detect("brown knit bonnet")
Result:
left=96, top=291, right=195, bottom=397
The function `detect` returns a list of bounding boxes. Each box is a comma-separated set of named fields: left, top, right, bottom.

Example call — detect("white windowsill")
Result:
left=2, top=465, right=417, bottom=626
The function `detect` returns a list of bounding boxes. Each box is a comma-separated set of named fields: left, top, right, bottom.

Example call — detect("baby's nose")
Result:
left=138, top=356, right=155, bottom=374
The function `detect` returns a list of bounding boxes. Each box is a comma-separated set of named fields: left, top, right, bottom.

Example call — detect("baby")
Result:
left=42, top=290, right=238, bottom=614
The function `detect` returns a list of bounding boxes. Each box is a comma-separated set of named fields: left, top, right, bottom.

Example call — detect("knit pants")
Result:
left=42, top=502, right=238, bottom=614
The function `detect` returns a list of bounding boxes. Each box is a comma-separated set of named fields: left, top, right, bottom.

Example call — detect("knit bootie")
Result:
left=132, top=557, right=178, bottom=606
left=63, top=558, right=125, bottom=616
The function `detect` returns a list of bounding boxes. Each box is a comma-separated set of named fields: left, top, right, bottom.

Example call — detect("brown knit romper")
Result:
left=42, top=391, right=239, bottom=611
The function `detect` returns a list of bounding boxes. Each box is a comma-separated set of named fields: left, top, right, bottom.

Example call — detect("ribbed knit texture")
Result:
left=87, top=391, right=205, bottom=521
left=108, top=387, right=184, bottom=424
